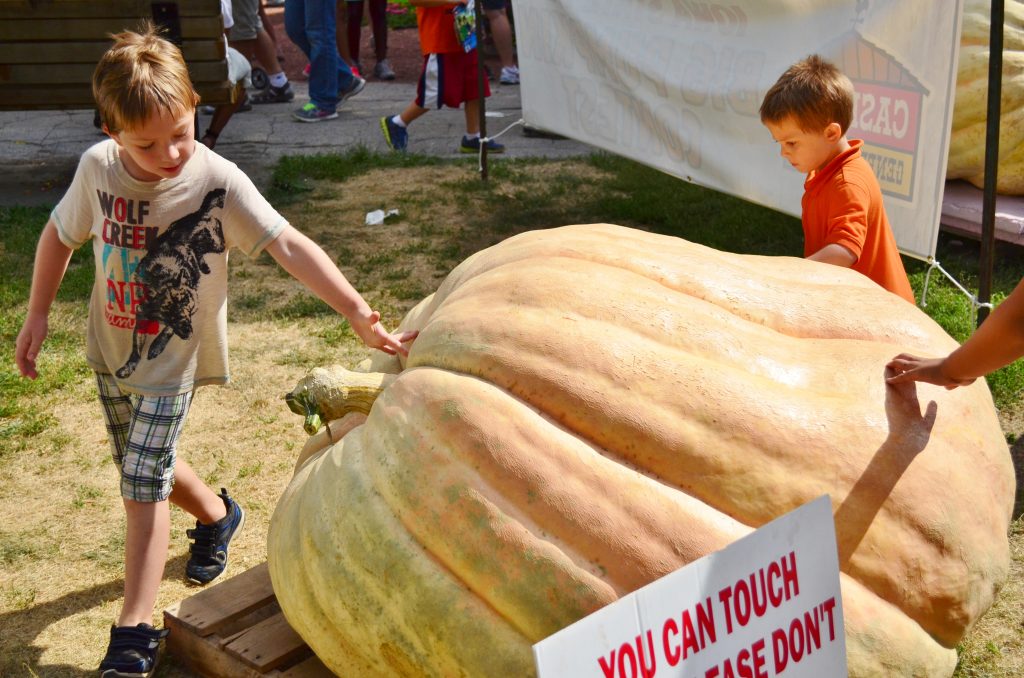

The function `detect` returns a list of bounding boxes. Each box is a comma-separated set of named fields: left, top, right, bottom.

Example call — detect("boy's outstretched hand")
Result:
left=885, top=353, right=976, bottom=390
left=353, top=310, right=418, bottom=357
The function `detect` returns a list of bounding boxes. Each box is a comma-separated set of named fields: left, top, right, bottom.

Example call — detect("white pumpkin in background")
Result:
left=947, top=0, right=1024, bottom=194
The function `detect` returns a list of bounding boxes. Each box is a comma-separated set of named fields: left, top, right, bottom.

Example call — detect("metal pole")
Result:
left=978, top=0, right=1004, bottom=325
left=475, top=0, right=488, bottom=181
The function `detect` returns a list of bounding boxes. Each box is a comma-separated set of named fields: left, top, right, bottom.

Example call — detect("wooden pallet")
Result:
left=163, top=562, right=333, bottom=677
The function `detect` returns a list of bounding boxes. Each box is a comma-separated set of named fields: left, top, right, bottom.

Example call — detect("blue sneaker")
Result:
left=460, top=135, right=505, bottom=154
left=293, top=102, right=338, bottom=122
left=380, top=116, right=408, bottom=152
left=339, top=75, right=366, bottom=103
left=98, top=623, right=169, bottom=677
left=185, top=488, right=245, bottom=585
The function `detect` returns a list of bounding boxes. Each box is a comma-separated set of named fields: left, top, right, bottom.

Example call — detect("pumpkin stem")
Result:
left=284, top=366, right=397, bottom=435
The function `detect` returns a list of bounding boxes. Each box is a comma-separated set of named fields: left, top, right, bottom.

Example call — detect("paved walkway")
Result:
left=0, top=81, right=592, bottom=206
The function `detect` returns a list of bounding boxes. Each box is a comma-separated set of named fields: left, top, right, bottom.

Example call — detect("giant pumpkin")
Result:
left=947, top=0, right=1024, bottom=194
left=268, top=224, right=1014, bottom=677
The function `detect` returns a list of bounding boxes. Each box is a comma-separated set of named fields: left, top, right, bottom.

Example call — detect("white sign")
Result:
left=514, top=0, right=964, bottom=262
left=533, top=495, right=846, bottom=678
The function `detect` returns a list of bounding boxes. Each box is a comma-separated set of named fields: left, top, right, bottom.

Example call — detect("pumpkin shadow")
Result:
left=833, top=376, right=936, bottom=568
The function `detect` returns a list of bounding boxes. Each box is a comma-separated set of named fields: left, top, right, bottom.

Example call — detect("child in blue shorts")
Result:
left=13, top=24, right=416, bottom=677
left=380, top=0, right=506, bottom=154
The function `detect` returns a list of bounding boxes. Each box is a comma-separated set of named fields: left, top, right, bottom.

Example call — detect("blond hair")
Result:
left=92, top=22, right=200, bottom=133
left=759, top=55, right=854, bottom=134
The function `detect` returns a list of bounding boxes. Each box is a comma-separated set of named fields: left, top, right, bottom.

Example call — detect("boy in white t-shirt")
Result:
left=13, top=24, right=416, bottom=677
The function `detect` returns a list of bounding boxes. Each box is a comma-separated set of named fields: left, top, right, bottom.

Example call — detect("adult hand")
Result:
left=885, top=353, right=975, bottom=389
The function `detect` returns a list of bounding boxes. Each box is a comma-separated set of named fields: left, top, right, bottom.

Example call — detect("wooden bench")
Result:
left=0, top=0, right=236, bottom=111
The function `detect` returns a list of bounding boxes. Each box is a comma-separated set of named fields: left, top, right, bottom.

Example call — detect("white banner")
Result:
left=515, top=0, right=964, bottom=261
left=533, top=495, right=846, bottom=678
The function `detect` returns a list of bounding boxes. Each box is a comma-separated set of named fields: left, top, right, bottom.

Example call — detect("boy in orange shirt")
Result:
left=379, top=0, right=504, bottom=154
left=760, top=55, right=915, bottom=303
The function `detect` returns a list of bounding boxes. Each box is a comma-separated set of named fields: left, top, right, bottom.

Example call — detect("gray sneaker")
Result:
left=339, top=76, right=366, bottom=103
left=251, top=82, right=295, bottom=104
left=499, top=66, right=520, bottom=85
left=373, top=59, right=396, bottom=81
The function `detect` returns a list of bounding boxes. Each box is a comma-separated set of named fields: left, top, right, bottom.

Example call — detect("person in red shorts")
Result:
left=380, top=0, right=505, bottom=154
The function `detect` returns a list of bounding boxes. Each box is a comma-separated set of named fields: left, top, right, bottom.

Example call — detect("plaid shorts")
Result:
left=95, top=372, right=193, bottom=502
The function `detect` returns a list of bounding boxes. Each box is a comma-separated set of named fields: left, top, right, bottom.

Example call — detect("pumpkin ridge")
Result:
left=417, top=234, right=946, bottom=350
left=279, top=426, right=537, bottom=675
left=362, top=375, right=621, bottom=640
left=424, top=260, right=939, bottom=396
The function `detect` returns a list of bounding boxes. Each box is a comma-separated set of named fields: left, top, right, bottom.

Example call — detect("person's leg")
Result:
left=95, top=374, right=170, bottom=675
left=258, top=1, right=285, bottom=59
left=254, top=29, right=287, bottom=80
left=380, top=55, right=428, bottom=151
left=399, top=102, right=427, bottom=126
left=203, top=43, right=254, bottom=146
left=464, top=98, right=480, bottom=137
left=368, top=0, right=394, bottom=79
left=285, top=0, right=310, bottom=56
left=485, top=10, right=515, bottom=70
left=119, top=498, right=171, bottom=627
left=250, top=28, right=296, bottom=102
left=294, top=0, right=357, bottom=119
left=99, top=383, right=193, bottom=629
left=168, top=460, right=226, bottom=524
left=346, top=0, right=364, bottom=68
left=458, top=49, right=503, bottom=153
left=335, top=0, right=354, bottom=67
left=368, top=0, right=387, bottom=61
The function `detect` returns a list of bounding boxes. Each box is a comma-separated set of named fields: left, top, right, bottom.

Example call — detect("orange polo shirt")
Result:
left=416, top=5, right=462, bottom=55
left=802, top=140, right=915, bottom=303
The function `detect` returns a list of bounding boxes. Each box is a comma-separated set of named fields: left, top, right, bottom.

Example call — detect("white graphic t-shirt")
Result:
left=52, top=140, right=286, bottom=396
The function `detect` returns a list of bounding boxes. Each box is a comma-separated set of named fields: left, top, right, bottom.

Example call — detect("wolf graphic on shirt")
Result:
left=115, top=188, right=227, bottom=379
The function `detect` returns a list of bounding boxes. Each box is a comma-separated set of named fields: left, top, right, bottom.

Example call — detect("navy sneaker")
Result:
left=380, top=116, right=408, bottom=152
left=460, top=135, right=505, bottom=154
left=98, top=623, right=170, bottom=677
left=339, top=75, right=366, bottom=103
left=293, top=102, right=338, bottom=123
left=185, top=488, right=245, bottom=585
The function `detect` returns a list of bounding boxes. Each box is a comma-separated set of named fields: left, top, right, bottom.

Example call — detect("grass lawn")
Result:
left=0, top=150, right=1021, bottom=676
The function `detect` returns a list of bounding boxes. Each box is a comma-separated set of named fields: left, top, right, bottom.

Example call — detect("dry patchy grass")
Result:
left=1, top=160, right=1021, bottom=677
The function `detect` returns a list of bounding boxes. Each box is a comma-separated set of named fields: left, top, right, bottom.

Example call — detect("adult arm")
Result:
left=265, top=224, right=417, bottom=355
left=887, top=277, right=1024, bottom=388
left=15, top=220, right=75, bottom=379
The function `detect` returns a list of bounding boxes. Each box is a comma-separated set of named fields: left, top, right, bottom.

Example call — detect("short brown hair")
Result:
left=92, top=22, right=200, bottom=133
left=759, top=55, right=853, bottom=134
